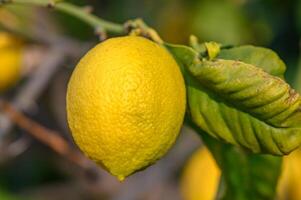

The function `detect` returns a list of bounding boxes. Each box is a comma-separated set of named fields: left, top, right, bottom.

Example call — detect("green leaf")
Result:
left=217, top=45, right=286, bottom=78
left=174, top=43, right=285, bottom=200
left=166, top=43, right=301, bottom=155
left=189, top=59, right=301, bottom=128
left=204, top=42, right=221, bottom=60
left=218, top=146, right=282, bottom=200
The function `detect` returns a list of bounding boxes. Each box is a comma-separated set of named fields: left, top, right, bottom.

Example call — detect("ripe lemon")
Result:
left=67, top=36, right=186, bottom=180
left=180, top=147, right=220, bottom=200
left=0, top=32, right=22, bottom=92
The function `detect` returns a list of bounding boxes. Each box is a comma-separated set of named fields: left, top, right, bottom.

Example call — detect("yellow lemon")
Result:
left=277, top=148, right=301, bottom=200
left=0, top=32, right=22, bottom=92
left=66, top=36, right=186, bottom=180
left=180, top=147, right=221, bottom=200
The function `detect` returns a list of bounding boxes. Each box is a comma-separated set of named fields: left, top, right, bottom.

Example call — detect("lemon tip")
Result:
left=117, top=175, right=125, bottom=182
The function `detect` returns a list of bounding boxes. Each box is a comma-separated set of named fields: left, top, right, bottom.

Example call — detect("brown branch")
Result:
left=0, top=45, right=65, bottom=136
left=0, top=99, right=92, bottom=170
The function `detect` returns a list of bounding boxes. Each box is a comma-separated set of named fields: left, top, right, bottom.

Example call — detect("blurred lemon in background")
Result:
left=0, top=32, right=23, bottom=92
left=67, top=36, right=186, bottom=181
left=277, top=148, right=301, bottom=200
left=180, top=147, right=221, bottom=200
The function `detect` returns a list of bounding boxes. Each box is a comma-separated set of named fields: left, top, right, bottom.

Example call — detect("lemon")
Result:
left=66, top=36, right=186, bottom=180
left=277, top=148, right=301, bottom=200
left=180, top=147, right=221, bottom=200
left=0, top=32, right=22, bottom=92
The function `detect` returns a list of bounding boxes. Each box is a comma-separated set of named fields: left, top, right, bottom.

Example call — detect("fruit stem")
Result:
left=1, top=0, right=125, bottom=34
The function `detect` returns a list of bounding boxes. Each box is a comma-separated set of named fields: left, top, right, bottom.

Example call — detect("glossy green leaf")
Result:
left=189, top=59, right=301, bottom=128
left=166, top=43, right=301, bottom=155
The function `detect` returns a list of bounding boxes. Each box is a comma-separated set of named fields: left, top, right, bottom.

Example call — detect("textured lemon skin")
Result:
left=0, top=32, right=22, bottom=92
left=180, top=147, right=221, bottom=200
left=67, top=36, right=186, bottom=180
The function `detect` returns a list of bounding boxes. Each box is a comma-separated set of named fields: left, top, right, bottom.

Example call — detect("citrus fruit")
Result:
left=277, top=148, right=301, bottom=200
left=66, top=36, right=186, bottom=180
left=180, top=147, right=220, bottom=200
left=0, top=32, right=22, bottom=92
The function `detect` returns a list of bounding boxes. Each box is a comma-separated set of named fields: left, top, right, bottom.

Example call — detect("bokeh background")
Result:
left=0, top=0, right=301, bottom=199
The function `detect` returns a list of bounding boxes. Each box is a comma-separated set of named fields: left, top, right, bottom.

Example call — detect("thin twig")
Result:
left=1, top=0, right=124, bottom=34
left=5, top=136, right=32, bottom=157
left=0, top=136, right=32, bottom=163
left=0, top=100, right=91, bottom=170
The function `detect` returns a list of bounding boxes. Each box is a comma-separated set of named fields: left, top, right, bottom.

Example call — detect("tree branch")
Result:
left=0, top=100, right=92, bottom=170
left=1, top=0, right=125, bottom=34
left=0, top=45, right=65, bottom=137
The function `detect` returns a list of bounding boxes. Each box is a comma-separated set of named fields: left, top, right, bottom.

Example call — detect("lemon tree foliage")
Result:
left=166, top=43, right=301, bottom=155
left=166, top=42, right=301, bottom=199
left=67, top=36, right=186, bottom=181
